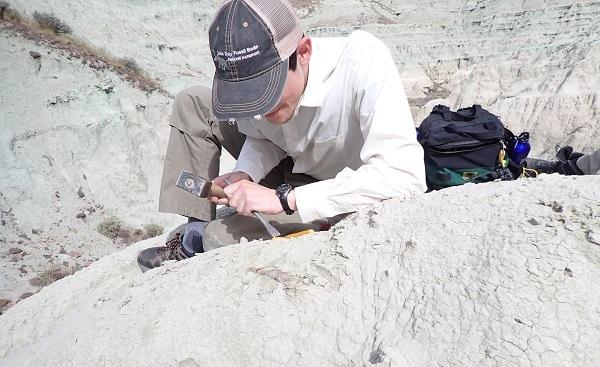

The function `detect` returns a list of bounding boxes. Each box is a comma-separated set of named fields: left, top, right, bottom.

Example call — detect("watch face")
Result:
left=276, top=183, right=291, bottom=195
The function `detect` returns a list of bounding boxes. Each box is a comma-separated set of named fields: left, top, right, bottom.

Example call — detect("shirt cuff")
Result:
left=294, top=180, right=336, bottom=223
left=233, top=160, right=265, bottom=183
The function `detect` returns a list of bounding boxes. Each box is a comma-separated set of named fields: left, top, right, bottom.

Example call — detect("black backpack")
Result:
left=417, top=105, right=524, bottom=191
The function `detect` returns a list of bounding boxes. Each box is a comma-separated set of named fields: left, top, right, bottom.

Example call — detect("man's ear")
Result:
left=297, top=36, right=312, bottom=66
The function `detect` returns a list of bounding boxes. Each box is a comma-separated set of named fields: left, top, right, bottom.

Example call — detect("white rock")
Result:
left=0, top=175, right=598, bottom=366
left=1, top=1, right=600, bottom=364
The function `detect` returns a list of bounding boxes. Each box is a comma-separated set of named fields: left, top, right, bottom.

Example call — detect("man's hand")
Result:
left=223, top=180, right=285, bottom=216
left=209, top=171, right=251, bottom=205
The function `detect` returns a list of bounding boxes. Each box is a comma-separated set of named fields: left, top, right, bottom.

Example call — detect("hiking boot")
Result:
left=526, top=146, right=584, bottom=176
left=554, top=146, right=584, bottom=175
left=137, top=219, right=209, bottom=272
left=525, top=158, right=561, bottom=175
left=137, top=231, right=192, bottom=272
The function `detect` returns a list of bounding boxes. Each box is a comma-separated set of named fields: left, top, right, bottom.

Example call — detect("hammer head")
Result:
left=176, top=171, right=213, bottom=198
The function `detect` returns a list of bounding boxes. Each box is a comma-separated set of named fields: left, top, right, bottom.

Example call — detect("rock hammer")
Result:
left=175, top=170, right=281, bottom=238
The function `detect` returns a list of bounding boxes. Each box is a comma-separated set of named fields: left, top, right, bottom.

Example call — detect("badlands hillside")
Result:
left=0, top=0, right=599, bottom=365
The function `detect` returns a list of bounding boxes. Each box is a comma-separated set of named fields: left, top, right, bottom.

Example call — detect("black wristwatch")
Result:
left=275, top=183, right=294, bottom=215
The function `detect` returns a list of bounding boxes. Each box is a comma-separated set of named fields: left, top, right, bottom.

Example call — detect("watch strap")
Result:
left=276, top=184, right=294, bottom=215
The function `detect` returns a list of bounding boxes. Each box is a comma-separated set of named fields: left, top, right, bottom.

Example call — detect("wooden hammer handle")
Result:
left=209, top=183, right=227, bottom=199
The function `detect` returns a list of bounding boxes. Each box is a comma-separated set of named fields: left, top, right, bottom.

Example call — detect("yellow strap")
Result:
left=498, top=149, right=508, bottom=168
left=521, top=167, right=539, bottom=178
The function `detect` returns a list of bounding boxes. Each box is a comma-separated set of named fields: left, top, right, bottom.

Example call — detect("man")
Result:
left=138, top=0, right=600, bottom=272
left=137, top=0, right=427, bottom=271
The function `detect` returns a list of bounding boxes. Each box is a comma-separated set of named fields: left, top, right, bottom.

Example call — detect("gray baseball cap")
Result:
left=208, top=0, right=303, bottom=121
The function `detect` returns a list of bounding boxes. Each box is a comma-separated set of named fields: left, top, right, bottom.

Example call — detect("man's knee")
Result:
left=174, top=86, right=212, bottom=110
left=171, top=85, right=214, bottom=137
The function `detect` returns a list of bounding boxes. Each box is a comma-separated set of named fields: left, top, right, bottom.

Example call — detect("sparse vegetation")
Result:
left=33, top=11, right=72, bottom=34
left=0, top=1, right=9, bottom=18
left=120, top=57, right=140, bottom=73
left=97, top=216, right=122, bottom=239
left=1, top=8, right=165, bottom=93
left=144, top=223, right=164, bottom=238
left=0, top=1, right=16, bottom=21
left=32, top=264, right=75, bottom=287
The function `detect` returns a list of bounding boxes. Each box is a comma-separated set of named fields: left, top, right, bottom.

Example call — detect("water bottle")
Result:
left=508, top=132, right=531, bottom=164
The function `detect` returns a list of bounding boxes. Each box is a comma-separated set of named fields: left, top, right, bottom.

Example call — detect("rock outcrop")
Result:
left=9, top=0, right=600, bottom=154
left=1, top=0, right=599, bottom=363
left=0, top=30, right=180, bottom=301
left=1, top=175, right=599, bottom=366
left=2, top=0, right=598, bottom=300
left=302, top=0, right=600, bottom=155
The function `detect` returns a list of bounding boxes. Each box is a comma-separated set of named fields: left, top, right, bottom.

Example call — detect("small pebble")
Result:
left=32, top=228, right=40, bottom=235
left=564, top=267, right=573, bottom=277
left=587, top=231, right=600, bottom=246
left=76, top=212, right=86, bottom=219
left=77, top=187, right=85, bottom=198
left=118, top=229, right=130, bottom=238
left=54, top=269, right=69, bottom=280
left=29, top=51, right=41, bottom=59
left=1, top=219, right=5, bottom=226
left=69, top=251, right=82, bottom=258
left=29, top=277, right=43, bottom=286
left=8, top=248, right=23, bottom=255
left=0, top=299, right=9, bottom=307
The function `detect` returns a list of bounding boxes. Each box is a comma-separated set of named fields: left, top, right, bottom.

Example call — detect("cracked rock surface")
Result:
left=0, top=175, right=598, bottom=366
left=2, top=0, right=599, bottom=304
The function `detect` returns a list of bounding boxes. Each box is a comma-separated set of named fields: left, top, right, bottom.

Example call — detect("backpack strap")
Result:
left=432, top=104, right=482, bottom=122
left=432, top=105, right=453, bottom=121
left=453, top=105, right=482, bottom=121
left=443, top=120, right=501, bottom=140
left=467, top=167, right=516, bottom=184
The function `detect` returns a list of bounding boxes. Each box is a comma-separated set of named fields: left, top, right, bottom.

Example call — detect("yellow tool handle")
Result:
left=282, top=229, right=315, bottom=239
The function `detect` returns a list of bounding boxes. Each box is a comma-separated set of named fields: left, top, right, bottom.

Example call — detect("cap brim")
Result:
left=212, top=59, right=288, bottom=121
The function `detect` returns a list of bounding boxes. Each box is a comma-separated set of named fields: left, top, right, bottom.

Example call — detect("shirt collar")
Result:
left=298, top=38, right=338, bottom=108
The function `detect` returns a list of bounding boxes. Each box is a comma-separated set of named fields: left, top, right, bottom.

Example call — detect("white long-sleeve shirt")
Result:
left=234, top=30, right=427, bottom=222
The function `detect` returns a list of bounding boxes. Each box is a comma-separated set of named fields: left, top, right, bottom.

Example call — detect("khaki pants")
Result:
left=577, top=148, right=600, bottom=174
left=159, top=86, right=327, bottom=250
